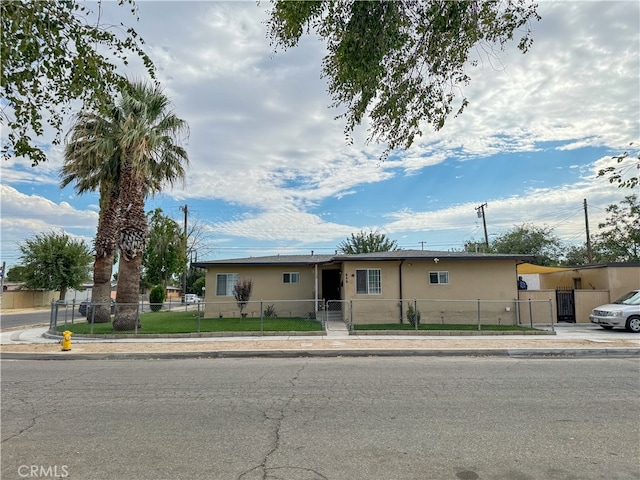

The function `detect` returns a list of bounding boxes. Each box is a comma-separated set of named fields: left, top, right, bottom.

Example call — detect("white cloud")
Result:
left=1, top=1, right=638, bottom=262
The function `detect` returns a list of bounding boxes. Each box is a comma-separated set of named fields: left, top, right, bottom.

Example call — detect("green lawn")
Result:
left=55, top=311, right=323, bottom=334
left=354, top=323, right=539, bottom=332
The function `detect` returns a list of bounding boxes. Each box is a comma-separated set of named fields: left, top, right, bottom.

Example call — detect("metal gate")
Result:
left=556, top=288, right=576, bottom=323
left=325, top=300, right=351, bottom=330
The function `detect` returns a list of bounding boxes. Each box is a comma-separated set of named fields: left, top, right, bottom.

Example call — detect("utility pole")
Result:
left=584, top=198, right=593, bottom=263
left=180, top=204, right=188, bottom=296
left=475, top=203, right=489, bottom=249
left=418, top=241, right=426, bottom=251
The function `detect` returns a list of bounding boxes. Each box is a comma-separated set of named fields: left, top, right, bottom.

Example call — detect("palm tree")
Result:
left=62, top=106, right=122, bottom=323
left=111, top=81, right=189, bottom=330
left=62, top=80, right=189, bottom=330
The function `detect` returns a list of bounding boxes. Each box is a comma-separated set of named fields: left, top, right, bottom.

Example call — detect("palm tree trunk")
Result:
left=88, top=254, right=114, bottom=323
left=89, top=187, right=119, bottom=323
left=113, top=164, right=147, bottom=331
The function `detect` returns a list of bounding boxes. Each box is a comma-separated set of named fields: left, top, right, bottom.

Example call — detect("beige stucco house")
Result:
left=194, top=250, right=533, bottom=325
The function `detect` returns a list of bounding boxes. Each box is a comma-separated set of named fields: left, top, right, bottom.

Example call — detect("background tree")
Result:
left=597, top=142, right=640, bottom=189
left=591, top=195, right=639, bottom=262
left=17, top=231, right=92, bottom=300
left=233, top=279, right=253, bottom=318
left=463, top=240, right=494, bottom=254
left=491, top=224, right=562, bottom=266
left=143, top=209, right=188, bottom=289
left=267, top=1, right=539, bottom=157
left=1, top=0, right=154, bottom=165
left=5, top=265, right=27, bottom=282
left=186, top=266, right=206, bottom=296
left=337, top=230, right=399, bottom=254
left=560, top=244, right=591, bottom=267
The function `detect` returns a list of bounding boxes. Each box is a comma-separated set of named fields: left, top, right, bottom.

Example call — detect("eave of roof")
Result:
left=192, top=254, right=335, bottom=268
left=192, top=250, right=533, bottom=268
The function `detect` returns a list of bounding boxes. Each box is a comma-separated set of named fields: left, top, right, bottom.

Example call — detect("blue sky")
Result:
left=1, top=1, right=639, bottom=270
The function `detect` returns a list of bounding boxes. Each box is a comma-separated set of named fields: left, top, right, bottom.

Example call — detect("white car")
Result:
left=589, top=290, right=640, bottom=333
left=182, top=294, right=200, bottom=304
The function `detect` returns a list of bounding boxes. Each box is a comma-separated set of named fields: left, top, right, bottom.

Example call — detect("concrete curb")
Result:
left=42, top=329, right=555, bottom=340
left=1, top=348, right=638, bottom=361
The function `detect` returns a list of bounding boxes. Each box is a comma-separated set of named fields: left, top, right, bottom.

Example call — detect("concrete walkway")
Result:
left=1, top=322, right=639, bottom=360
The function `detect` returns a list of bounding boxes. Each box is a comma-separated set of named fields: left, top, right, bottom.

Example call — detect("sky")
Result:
left=1, top=0, right=639, bottom=272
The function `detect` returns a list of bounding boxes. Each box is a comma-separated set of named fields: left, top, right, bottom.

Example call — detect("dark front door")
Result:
left=322, top=269, right=341, bottom=302
left=556, top=288, right=576, bottom=323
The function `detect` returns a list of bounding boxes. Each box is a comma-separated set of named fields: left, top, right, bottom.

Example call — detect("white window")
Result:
left=282, top=272, right=300, bottom=284
left=216, top=273, right=238, bottom=296
left=429, top=271, right=449, bottom=285
left=356, top=269, right=381, bottom=294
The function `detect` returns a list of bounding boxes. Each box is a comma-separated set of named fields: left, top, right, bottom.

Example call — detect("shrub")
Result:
left=407, top=302, right=421, bottom=327
left=149, top=285, right=165, bottom=312
left=233, top=278, right=253, bottom=317
left=264, top=304, right=277, bottom=318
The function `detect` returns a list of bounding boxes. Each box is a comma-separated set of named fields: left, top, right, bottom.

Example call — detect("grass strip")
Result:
left=354, top=323, right=539, bottom=331
left=56, top=311, right=323, bottom=334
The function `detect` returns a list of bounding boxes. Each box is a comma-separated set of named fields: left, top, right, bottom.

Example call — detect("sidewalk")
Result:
left=1, top=323, right=639, bottom=360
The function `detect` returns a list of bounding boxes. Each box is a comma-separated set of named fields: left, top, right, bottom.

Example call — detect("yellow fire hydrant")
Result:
left=61, top=331, right=72, bottom=351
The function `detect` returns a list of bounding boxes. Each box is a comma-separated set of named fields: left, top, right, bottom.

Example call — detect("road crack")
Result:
left=238, top=362, right=327, bottom=480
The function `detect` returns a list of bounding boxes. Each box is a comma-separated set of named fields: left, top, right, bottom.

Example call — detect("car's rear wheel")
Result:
left=625, top=316, right=640, bottom=333
left=600, top=325, right=614, bottom=330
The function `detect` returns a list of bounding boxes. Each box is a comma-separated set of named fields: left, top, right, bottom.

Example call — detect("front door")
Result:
left=322, top=269, right=341, bottom=303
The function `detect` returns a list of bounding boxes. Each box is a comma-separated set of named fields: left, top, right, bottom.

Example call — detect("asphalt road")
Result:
left=2, top=357, right=639, bottom=480
left=1, top=309, right=52, bottom=329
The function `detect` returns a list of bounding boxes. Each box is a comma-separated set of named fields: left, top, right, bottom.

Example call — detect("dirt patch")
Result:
left=1, top=337, right=638, bottom=355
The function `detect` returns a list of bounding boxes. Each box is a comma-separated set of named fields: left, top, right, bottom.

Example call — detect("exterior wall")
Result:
left=517, top=289, right=610, bottom=324
left=1, top=290, right=59, bottom=309
left=341, top=259, right=521, bottom=325
left=538, top=265, right=639, bottom=303
left=605, top=266, right=640, bottom=300
left=517, top=290, right=557, bottom=325
left=204, top=264, right=320, bottom=318
left=575, top=290, right=610, bottom=323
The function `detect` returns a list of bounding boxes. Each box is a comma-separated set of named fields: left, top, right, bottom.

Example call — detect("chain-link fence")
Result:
left=348, top=298, right=554, bottom=331
left=49, top=296, right=554, bottom=335
left=49, top=298, right=324, bottom=335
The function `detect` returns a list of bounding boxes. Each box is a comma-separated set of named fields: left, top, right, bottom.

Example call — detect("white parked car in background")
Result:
left=589, top=290, right=640, bottom=333
left=182, top=294, right=200, bottom=304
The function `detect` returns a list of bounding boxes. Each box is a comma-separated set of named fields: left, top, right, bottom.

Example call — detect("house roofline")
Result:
left=192, top=250, right=533, bottom=268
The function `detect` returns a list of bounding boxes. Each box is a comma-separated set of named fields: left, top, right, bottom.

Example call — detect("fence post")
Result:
left=260, top=300, right=264, bottom=335
left=49, top=300, right=55, bottom=330
left=349, top=300, right=353, bottom=332
left=515, top=298, right=520, bottom=326
left=134, top=302, right=139, bottom=334
left=197, top=301, right=201, bottom=333
left=528, top=298, right=533, bottom=328
left=548, top=299, right=554, bottom=332
left=414, top=299, right=418, bottom=331
left=89, top=303, right=95, bottom=334
left=477, top=299, right=481, bottom=331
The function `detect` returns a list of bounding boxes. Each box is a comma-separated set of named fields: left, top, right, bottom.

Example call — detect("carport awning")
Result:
left=517, top=263, right=573, bottom=274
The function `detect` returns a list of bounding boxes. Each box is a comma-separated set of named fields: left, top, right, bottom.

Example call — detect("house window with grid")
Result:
left=216, top=273, right=239, bottom=296
left=356, top=269, right=381, bottom=294
left=282, top=272, right=300, bottom=284
left=429, top=271, right=449, bottom=285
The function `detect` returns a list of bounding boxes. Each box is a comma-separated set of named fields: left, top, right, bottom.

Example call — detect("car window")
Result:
left=613, top=291, right=640, bottom=305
